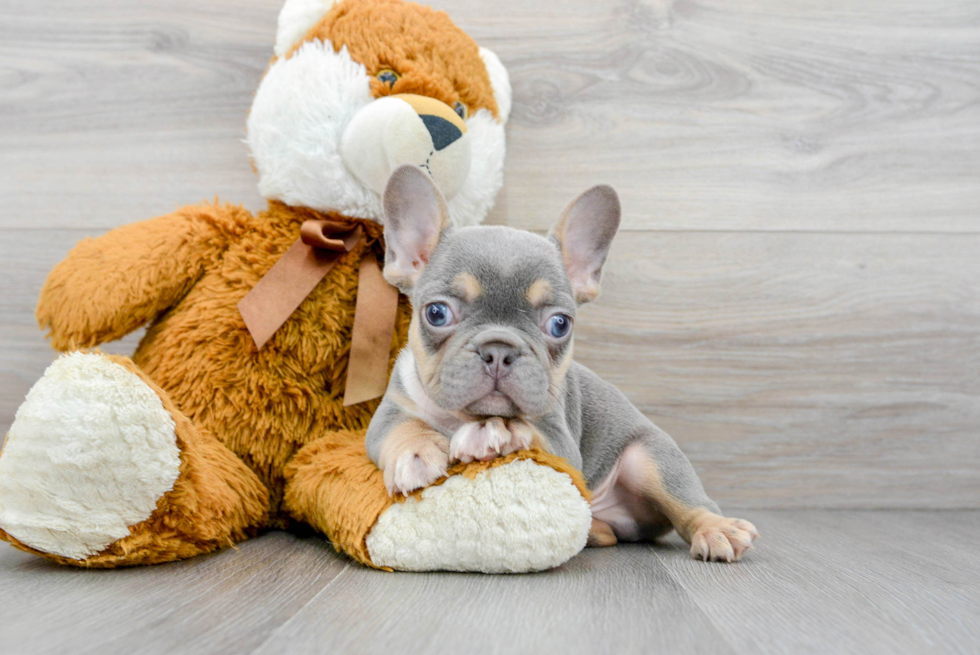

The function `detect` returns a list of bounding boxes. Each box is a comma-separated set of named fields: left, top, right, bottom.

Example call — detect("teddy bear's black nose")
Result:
left=420, top=114, right=463, bottom=151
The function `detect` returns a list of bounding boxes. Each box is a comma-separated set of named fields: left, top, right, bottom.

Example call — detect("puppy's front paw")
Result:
left=502, top=419, right=536, bottom=455
left=449, top=418, right=509, bottom=463
left=690, top=516, right=759, bottom=563
left=449, top=418, right=533, bottom=464
left=383, top=438, right=449, bottom=497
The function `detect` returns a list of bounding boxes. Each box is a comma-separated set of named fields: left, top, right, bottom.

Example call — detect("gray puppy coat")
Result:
left=366, top=166, right=759, bottom=562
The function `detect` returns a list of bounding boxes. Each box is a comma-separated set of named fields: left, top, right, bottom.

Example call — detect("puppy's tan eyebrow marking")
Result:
left=453, top=272, right=482, bottom=302
left=526, top=278, right=552, bottom=307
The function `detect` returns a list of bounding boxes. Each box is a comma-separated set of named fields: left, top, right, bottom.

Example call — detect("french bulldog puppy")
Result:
left=366, top=165, right=759, bottom=562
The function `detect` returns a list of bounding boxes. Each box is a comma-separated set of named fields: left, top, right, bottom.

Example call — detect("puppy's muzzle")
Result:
left=473, top=329, right=523, bottom=383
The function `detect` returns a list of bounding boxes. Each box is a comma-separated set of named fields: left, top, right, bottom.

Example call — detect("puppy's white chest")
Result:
left=396, top=351, right=465, bottom=436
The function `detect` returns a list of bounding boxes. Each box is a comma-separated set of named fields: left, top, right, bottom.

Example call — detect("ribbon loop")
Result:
left=300, top=220, right=363, bottom=252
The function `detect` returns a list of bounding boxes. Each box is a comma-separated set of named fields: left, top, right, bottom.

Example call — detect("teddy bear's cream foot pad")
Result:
left=366, top=459, right=592, bottom=573
left=0, top=352, right=181, bottom=560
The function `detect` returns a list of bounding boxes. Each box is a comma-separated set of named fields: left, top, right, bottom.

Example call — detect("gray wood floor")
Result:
left=0, top=510, right=977, bottom=655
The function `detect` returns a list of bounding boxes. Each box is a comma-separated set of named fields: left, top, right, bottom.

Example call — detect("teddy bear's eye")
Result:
left=453, top=101, right=467, bottom=119
left=377, top=69, right=399, bottom=87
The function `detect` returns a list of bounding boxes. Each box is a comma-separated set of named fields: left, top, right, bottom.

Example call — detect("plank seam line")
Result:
left=651, top=547, right=742, bottom=652
left=245, top=561, right=353, bottom=655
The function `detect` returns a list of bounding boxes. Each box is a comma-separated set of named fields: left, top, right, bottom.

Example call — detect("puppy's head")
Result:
left=383, top=165, right=621, bottom=419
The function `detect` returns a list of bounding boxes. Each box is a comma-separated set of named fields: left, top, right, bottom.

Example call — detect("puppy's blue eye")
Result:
left=425, top=302, right=452, bottom=327
left=546, top=314, right=572, bottom=338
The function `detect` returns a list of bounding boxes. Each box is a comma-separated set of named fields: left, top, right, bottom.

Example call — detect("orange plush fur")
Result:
left=293, top=0, right=499, bottom=120
left=0, top=1, right=586, bottom=569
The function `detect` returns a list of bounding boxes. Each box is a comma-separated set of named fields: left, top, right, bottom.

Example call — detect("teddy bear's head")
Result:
left=247, top=0, right=511, bottom=227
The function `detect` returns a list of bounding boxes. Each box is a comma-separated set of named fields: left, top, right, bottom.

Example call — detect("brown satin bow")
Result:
left=237, top=218, right=400, bottom=406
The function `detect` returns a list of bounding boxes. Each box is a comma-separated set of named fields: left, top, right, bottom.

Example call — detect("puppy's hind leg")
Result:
left=618, top=432, right=759, bottom=562
left=587, top=519, right=618, bottom=548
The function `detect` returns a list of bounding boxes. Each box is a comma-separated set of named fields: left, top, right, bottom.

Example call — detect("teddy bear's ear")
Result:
left=275, top=0, right=337, bottom=58
left=479, top=47, right=512, bottom=124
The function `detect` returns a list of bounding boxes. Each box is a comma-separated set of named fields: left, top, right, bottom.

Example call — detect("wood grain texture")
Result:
left=656, top=510, right=980, bottom=654
left=576, top=231, right=980, bottom=508
left=5, top=511, right=974, bottom=655
left=447, top=0, right=980, bottom=232
left=252, top=546, right=734, bottom=655
left=0, top=0, right=272, bottom=230
left=0, top=532, right=350, bottom=655
left=2, top=0, right=979, bottom=231
left=3, top=229, right=976, bottom=508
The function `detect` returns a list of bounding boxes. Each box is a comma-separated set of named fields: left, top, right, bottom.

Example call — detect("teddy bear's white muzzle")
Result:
left=340, top=95, right=471, bottom=199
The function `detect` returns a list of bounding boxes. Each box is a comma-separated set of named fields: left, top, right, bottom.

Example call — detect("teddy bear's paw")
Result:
left=367, top=458, right=592, bottom=573
left=449, top=417, right=531, bottom=464
left=0, top=352, right=181, bottom=560
left=383, top=438, right=449, bottom=497
left=689, top=515, right=759, bottom=563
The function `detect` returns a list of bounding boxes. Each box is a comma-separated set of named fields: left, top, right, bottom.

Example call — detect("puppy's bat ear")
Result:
left=548, top=185, right=621, bottom=304
left=382, top=165, right=452, bottom=292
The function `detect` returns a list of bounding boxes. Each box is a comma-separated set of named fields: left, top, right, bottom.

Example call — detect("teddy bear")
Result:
left=0, top=0, right=592, bottom=573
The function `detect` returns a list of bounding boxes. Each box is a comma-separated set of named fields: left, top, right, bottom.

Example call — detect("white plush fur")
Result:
left=248, top=41, right=381, bottom=220
left=479, top=47, right=512, bottom=124
left=340, top=96, right=431, bottom=196
left=445, top=109, right=506, bottom=227
left=246, top=39, right=506, bottom=228
left=0, top=353, right=181, bottom=560
left=274, top=0, right=338, bottom=58
left=366, top=459, right=591, bottom=573
left=339, top=96, right=472, bottom=200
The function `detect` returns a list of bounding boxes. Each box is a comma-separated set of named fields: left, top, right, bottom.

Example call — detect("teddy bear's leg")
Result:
left=283, top=431, right=594, bottom=572
left=0, top=352, right=269, bottom=567
left=282, top=430, right=388, bottom=568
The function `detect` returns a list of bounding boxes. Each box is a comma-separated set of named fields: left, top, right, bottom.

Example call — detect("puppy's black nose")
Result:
left=479, top=343, right=519, bottom=380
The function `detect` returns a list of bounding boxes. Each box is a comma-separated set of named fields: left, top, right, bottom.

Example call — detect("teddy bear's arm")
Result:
left=37, top=203, right=251, bottom=351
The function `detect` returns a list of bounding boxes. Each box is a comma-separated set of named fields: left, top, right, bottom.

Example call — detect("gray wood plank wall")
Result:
left=1, top=0, right=977, bottom=509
